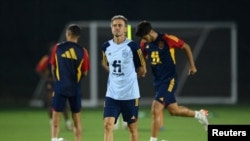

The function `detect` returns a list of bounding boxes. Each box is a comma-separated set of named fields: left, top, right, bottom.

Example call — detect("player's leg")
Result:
left=51, top=94, right=65, bottom=140
left=51, top=92, right=67, bottom=141
left=165, top=77, right=209, bottom=131
left=104, top=117, right=115, bottom=141
left=51, top=111, right=62, bottom=140
left=48, top=98, right=53, bottom=120
left=150, top=100, right=164, bottom=141
left=45, top=81, right=53, bottom=125
left=103, top=97, right=120, bottom=141
left=72, top=112, right=82, bottom=141
left=159, top=110, right=165, bottom=131
left=68, top=93, right=82, bottom=141
left=63, top=101, right=73, bottom=131
left=149, top=82, right=171, bottom=141
left=127, top=122, right=138, bottom=141
left=167, top=103, right=209, bottom=130
left=167, top=103, right=196, bottom=117
left=122, top=98, right=139, bottom=141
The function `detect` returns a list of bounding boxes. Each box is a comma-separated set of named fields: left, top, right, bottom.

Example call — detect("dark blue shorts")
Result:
left=154, top=77, right=177, bottom=107
left=103, top=97, right=139, bottom=124
left=52, top=92, right=82, bottom=113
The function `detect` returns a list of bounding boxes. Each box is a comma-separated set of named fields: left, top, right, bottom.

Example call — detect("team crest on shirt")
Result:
left=159, top=97, right=164, bottom=102
left=158, top=41, right=164, bottom=49
left=122, top=49, right=129, bottom=58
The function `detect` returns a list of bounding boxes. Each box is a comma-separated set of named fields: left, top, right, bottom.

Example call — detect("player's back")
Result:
left=53, top=42, right=85, bottom=96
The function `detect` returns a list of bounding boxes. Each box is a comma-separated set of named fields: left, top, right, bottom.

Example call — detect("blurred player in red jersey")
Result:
left=36, top=41, right=73, bottom=131
left=136, top=21, right=209, bottom=141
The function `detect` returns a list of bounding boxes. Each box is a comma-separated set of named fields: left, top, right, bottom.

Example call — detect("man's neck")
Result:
left=113, top=36, right=126, bottom=44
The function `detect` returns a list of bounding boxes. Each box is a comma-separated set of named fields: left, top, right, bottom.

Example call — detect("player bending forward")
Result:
left=135, top=20, right=209, bottom=141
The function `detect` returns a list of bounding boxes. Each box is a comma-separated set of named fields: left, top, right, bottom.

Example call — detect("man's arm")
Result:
left=137, top=64, right=146, bottom=78
left=101, top=51, right=109, bottom=72
left=181, top=42, right=197, bottom=75
left=136, top=48, right=147, bottom=78
left=82, top=48, right=90, bottom=77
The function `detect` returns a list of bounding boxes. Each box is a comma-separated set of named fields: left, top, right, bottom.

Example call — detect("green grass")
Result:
left=0, top=104, right=249, bottom=141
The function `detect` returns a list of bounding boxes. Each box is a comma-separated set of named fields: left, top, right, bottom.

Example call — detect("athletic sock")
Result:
left=194, top=111, right=201, bottom=119
left=51, top=138, right=58, bottom=141
left=66, top=120, right=72, bottom=125
left=149, top=137, right=157, bottom=141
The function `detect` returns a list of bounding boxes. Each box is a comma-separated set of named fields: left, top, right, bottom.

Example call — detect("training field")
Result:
left=0, top=104, right=249, bottom=141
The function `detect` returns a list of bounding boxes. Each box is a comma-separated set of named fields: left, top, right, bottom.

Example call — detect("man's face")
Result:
left=141, top=31, right=154, bottom=43
left=111, top=19, right=127, bottom=37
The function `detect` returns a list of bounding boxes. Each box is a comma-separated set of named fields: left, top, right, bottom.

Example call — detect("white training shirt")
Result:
left=102, top=38, right=141, bottom=100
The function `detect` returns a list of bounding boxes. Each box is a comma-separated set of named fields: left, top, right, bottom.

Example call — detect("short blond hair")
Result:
left=111, top=15, right=128, bottom=25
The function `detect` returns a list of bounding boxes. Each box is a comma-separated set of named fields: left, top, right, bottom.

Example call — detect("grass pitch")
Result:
left=0, top=104, right=249, bottom=141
